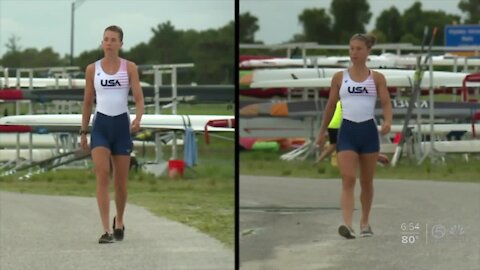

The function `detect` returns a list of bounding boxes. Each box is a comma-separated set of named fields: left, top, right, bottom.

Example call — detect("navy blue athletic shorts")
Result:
left=90, top=112, right=132, bottom=155
left=337, top=118, right=379, bottom=154
left=327, top=128, right=338, bottom=144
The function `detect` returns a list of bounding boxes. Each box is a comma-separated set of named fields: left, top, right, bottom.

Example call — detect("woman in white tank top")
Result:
left=317, top=33, right=392, bottom=239
left=80, top=25, right=144, bottom=244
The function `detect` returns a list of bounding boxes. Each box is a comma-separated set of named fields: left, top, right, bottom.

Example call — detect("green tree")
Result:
left=399, top=33, right=419, bottom=44
left=401, top=2, right=460, bottom=45
left=125, top=42, right=152, bottom=66
left=5, top=35, right=22, bottom=53
left=182, top=29, right=201, bottom=59
left=1, top=35, right=22, bottom=67
left=192, top=21, right=234, bottom=84
left=458, top=0, right=480, bottom=24
left=421, top=10, right=460, bottom=45
left=149, top=21, right=184, bottom=64
left=330, top=0, right=372, bottom=43
left=1, top=51, right=22, bottom=68
left=297, top=8, right=334, bottom=44
left=370, top=29, right=387, bottom=44
left=239, top=12, right=259, bottom=43
left=74, top=48, right=104, bottom=71
left=1, top=47, right=62, bottom=68
left=31, top=48, right=63, bottom=67
left=401, top=2, right=424, bottom=45
left=375, top=7, right=402, bottom=43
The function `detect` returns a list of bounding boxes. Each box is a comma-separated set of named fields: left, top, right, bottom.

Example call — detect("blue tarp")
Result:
left=183, top=127, right=197, bottom=167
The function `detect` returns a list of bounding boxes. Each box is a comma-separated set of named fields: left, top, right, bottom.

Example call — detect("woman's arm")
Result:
left=318, top=71, right=342, bottom=136
left=80, top=64, right=94, bottom=150
left=316, top=71, right=342, bottom=148
left=128, top=61, right=144, bottom=133
left=81, top=64, right=95, bottom=132
left=374, top=71, right=392, bottom=135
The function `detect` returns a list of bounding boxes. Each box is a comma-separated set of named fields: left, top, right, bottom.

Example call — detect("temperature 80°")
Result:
left=401, top=235, right=419, bottom=244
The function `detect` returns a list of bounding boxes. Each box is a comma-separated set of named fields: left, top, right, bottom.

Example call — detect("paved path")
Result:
left=240, top=175, right=480, bottom=270
left=0, top=191, right=233, bottom=270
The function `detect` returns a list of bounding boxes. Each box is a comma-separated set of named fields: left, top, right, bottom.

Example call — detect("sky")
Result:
left=0, top=0, right=234, bottom=58
left=239, top=0, right=465, bottom=44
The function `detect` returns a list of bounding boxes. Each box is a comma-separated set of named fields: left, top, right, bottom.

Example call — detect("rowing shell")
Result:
left=0, top=114, right=234, bottom=133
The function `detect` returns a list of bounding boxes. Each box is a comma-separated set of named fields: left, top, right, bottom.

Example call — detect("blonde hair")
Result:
left=350, top=33, right=376, bottom=49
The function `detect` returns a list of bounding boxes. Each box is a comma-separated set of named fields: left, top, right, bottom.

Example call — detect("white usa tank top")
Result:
left=339, top=69, right=377, bottom=122
left=94, top=58, right=130, bottom=116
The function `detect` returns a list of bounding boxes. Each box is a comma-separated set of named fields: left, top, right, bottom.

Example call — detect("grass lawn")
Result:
left=240, top=150, right=480, bottom=183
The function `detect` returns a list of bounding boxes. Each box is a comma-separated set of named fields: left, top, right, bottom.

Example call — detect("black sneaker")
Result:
left=112, top=216, right=125, bottom=241
left=338, top=225, right=356, bottom=239
left=98, top=233, right=114, bottom=244
left=360, top=225, right=374, bottom=237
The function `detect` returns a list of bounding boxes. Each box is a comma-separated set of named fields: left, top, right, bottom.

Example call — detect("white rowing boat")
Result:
left=240, top=116, right=475, bottom=138
left=380, top=140, right=480, bottom=154
left=0, top=114, right=234, bottom=133
left=240, top=54, right=480, bottom=68
left=248, top=68, right=480, bottom=88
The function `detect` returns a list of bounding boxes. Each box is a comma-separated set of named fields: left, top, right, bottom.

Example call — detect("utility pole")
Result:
left=70, top=0, right=86, bottom=65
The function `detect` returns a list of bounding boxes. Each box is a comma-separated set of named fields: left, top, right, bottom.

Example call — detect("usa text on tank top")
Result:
left=339, top=69, right=377, bottom=122
left=94, top=58, right=130, bottom=116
